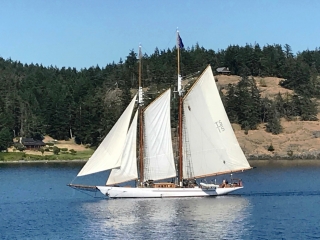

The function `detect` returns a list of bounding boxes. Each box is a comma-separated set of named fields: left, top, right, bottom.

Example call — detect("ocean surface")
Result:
left=1, top=160, right=320, bottom=240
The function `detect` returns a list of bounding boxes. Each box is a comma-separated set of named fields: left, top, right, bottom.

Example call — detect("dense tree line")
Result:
left=0, top=43, right=319, bottom=150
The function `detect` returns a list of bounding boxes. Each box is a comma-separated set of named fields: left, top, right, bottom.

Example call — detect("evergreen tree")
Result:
left=299, top=96, right=318, bottom=121
left=260, top=97, right=272, bottom=123
left=0, top=127, right=12, bottom=151
left=235, top=75, right=261, bottom=129
left=274, top=92, right=286, bottom=117
left=266, top=104, right=282, bottom=134
left=281, top=59, right=312, bottom=96
left=225, top=84, right=239, bottom=123
left=252, top=44, right=263, bottom=76
left=283, top=44, right=294, bottom=59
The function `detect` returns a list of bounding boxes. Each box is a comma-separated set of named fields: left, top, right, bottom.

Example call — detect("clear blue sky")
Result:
left=0, top=0, right=319, bottom=69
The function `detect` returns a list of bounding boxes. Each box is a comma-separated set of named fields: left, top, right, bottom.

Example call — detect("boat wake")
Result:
left=241, top=190, right=320, bottom=197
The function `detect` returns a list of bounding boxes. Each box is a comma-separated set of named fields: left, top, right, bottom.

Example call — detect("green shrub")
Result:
left=14, top=143, right=26, bottom=152
left=260, top=78, right=267, bottom=87
left=268, top=144, right=275, bottom=152
left=53, top=146, right=60, bottom=155
left=40, top=148, right=45, bottom=155
left=70, top=149, right=77, bottom=155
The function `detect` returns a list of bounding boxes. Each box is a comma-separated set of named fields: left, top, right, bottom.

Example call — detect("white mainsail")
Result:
left=106, top=110, right=138, bottom=185
left=77, top=95, right=137, bottom=177
left=182, top=66, right=251, bottom=179
left=143, top=89, right=176, bottom=181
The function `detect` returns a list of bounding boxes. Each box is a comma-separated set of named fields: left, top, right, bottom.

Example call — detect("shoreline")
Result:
left=0, top=159, right=87, bottom=164
left=1, top=158, right=320, bottom=165
left=249, top=159, right=320, bottom=165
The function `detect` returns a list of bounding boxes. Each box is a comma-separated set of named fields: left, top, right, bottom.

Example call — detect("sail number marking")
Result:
left=215, top=120, right=225, bottom=133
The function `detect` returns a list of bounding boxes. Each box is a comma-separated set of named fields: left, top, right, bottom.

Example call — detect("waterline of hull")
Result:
left=97, top=186, right=243, bottom=198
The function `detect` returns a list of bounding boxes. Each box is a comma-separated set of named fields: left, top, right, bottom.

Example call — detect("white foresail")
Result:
left=77, top=95, right=137, bottom=177
left=106, top=110, right=138, bottom=185
left=143, top=89, right=176, bottom=181
left=182, top=66, right=251, bottom=179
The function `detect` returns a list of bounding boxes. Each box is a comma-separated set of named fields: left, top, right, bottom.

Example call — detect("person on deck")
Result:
left=220, top=179, right=226, bottom=188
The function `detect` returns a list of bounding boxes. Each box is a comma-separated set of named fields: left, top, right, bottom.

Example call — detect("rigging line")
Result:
left=140, top=29, right=182, bottom=58
left=73, top=187, right=107, bottom=199
left=143, top=30, right=177, bottom=57
left=139, top=44, right=151, bottom=59
left=70, top=175, right=78, bottom=184
left=182, top=113, right=194, bottom=178
left=166, top=30, right=178, bottom=50
left=154, top=29, right=180, bottom=54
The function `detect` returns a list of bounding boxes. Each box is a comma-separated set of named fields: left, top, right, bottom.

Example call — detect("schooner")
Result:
left=68, top=31, right=251, bottom=198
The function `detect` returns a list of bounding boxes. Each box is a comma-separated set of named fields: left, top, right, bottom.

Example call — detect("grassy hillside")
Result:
left=216, top=74, right=320, bottom=159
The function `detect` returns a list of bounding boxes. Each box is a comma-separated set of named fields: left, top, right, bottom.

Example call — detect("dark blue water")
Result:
left=1, top=161, right=320, bottom=239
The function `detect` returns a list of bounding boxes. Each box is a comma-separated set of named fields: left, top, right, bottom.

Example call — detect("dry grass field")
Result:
left=215, top=74, right=320, bottom=158
left=9, top=136, right=88, bottom=156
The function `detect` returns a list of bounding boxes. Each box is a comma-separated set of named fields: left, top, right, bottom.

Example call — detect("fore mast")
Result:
left=138, top=44, right=144, bottom=186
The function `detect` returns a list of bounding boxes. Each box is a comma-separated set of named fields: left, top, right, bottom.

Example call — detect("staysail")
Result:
left=106, top=110, right=138, bottom=185
left=77, top=95, right=137, bottom=177
left=182, top=66, right=251, bottom=179
left=143, top=89, right=176, bottom=181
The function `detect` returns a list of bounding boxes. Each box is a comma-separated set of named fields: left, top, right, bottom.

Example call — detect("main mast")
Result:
left=138, top=44, right=144, bottom=186
left=177, top=30, right=183, bottom=187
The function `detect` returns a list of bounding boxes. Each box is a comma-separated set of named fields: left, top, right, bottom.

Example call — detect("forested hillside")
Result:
left=0, top=43, right=320, bottom=152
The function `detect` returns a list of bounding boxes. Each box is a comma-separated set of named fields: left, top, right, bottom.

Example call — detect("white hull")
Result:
left=97, top=186, right=243, bottom=198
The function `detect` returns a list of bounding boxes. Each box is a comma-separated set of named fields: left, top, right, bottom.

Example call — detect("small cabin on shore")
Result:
left=216, top=67, right=231, bottom=75
left=21, top=138, right=46, bottom=150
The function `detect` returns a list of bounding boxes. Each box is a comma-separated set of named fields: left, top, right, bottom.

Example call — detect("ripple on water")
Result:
left=1, top=163, right=320, bottom=239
